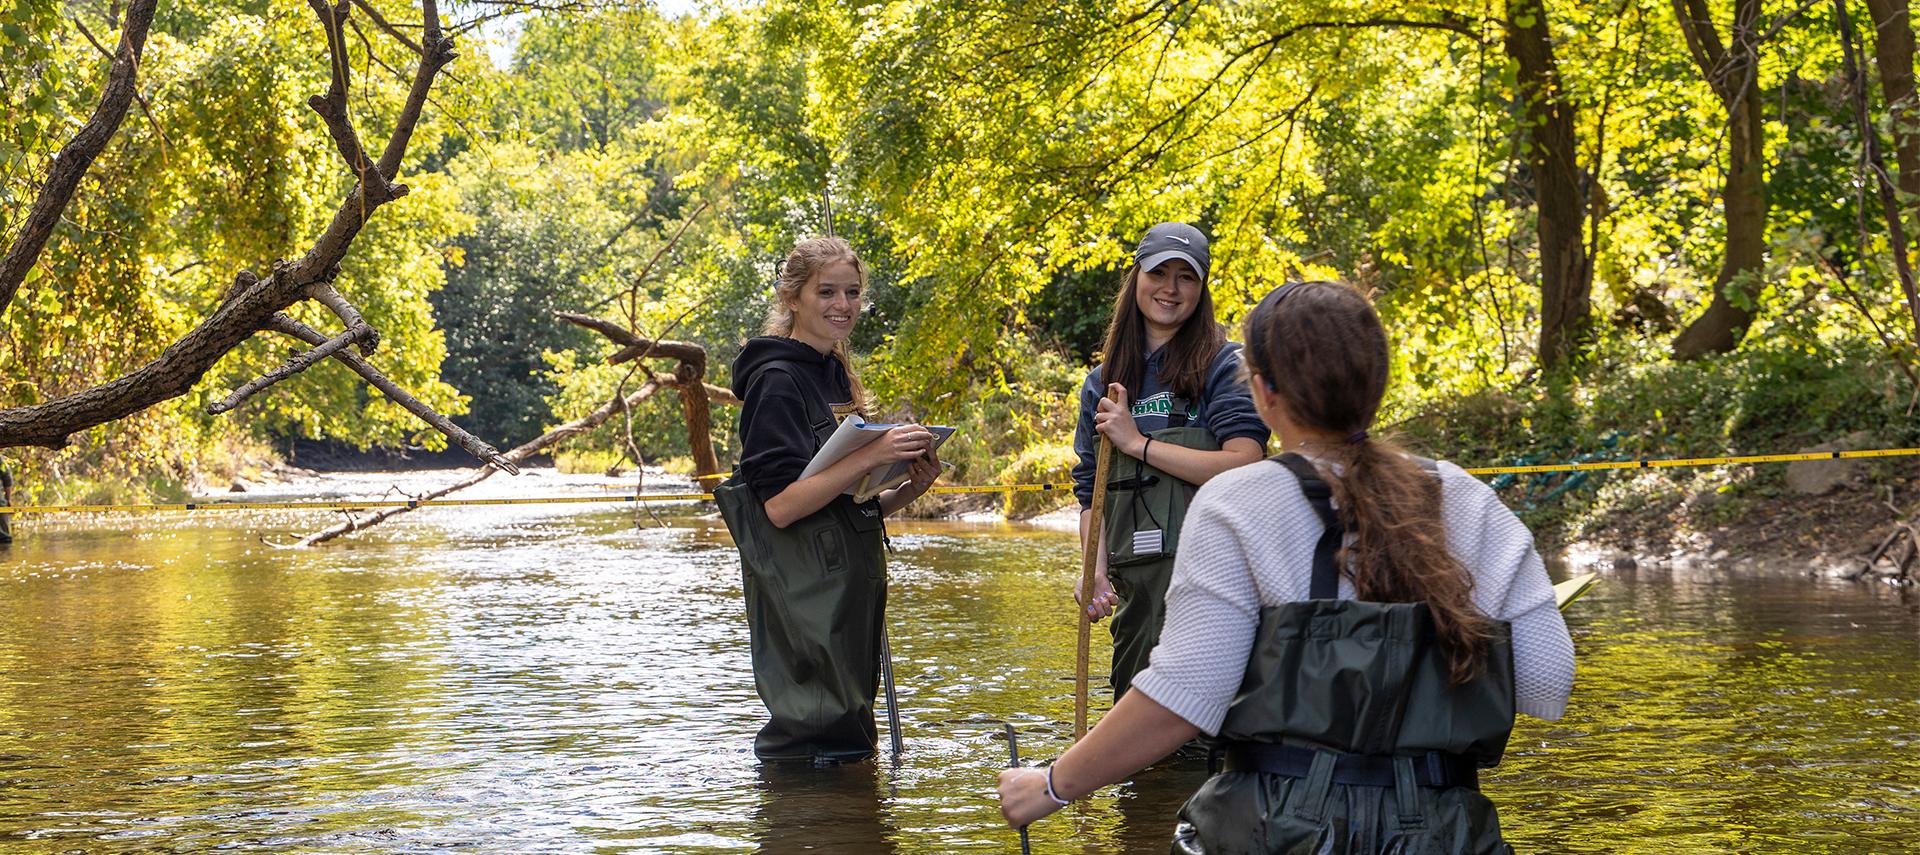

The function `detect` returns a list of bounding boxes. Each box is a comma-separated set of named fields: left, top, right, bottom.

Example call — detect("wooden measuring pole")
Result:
left=1075, top=388, right=1120, bottom=739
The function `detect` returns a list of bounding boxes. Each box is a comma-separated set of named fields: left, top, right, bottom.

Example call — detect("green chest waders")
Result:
left=714, top=364, right=888, bottom=763
left=1101, top=404, right=1219, bottom=701
left=1171, top=453, right=1518, bottom=855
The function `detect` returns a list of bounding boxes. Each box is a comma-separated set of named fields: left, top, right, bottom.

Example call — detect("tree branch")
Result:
left=554, top=311, right=710, bottom=366
left=296, top=359, right=749, bottom=546
left=265, top=313, right=515, bottom=473
left=375, top=0, right=453, bottom=180
left=306, top=0, right=387, bottom=195
left=294, top=376, right=665, bottom=546
left=72, top=15, right=169, bottom=157
left=207, top=323, right=376, bottom=413
left=348, top=0, right=422, bottom=54
left=1835, top=0, right=1920, bottom=358
left=1672, top=0, right=1728, bottom=80
left=0, top=0, right=159, bottom=315
left=310, top=280, right=379, bottom=353
left=0, top=0, right=472, bottom=464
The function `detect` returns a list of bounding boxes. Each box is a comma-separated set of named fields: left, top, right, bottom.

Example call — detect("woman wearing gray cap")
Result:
left=1070, top=222, right=1269, bottom=704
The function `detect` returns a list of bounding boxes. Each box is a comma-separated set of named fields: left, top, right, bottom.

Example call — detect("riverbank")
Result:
left=1535, top=454, right=1920, bottom=581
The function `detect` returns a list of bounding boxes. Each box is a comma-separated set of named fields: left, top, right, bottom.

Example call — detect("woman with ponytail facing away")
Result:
left=1000, top=281, right=1574, bottom=853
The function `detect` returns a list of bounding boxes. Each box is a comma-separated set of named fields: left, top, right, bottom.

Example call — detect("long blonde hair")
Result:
left=763, top=236, right=872, bottom=414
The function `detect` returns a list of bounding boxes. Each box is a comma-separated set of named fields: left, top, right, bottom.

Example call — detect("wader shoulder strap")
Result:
left=1271, top=453, right=1343, bottom=599
left=1269, top=452, right=1443, bottom=600
left=748, top=360, right=838, bottom=446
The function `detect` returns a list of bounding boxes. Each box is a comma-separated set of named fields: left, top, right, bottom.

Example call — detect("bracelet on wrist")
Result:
left=1141, top=435, right=1154, bottom=467
left=1043, top=764, right=1072, bottom=807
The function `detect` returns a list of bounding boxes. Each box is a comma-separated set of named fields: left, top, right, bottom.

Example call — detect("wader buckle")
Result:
left=1219, top=743, right=1479, bottom=790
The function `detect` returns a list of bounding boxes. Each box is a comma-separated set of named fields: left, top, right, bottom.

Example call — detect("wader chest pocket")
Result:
left=811, top=525, right=849, bottom=574
left=844, top=499, right=886, bottom=582
left=804, top=499, right=884, bottom=578
left=1101, top=426, right=1219, bottom=566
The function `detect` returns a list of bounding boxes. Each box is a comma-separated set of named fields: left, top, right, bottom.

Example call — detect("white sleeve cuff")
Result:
left=1518, top=696, right=1567, bottom=721
left=1129, top=668, right=1228, bottom=736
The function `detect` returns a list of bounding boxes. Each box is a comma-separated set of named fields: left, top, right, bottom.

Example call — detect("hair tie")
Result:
left=1347, top=429, right=1369, bottom=445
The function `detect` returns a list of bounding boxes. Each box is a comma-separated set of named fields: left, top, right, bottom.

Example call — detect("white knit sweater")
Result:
left=1130, top=457, right=1576, bottom=736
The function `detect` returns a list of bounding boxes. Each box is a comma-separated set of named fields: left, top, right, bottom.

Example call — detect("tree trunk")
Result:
left=0, top=1, right=487, bottom=463
left=675, top=361, right=724, bottom=492
left=1864, top=0, right=1920, bottom=234
left=1840, top=0, right=1920, bottom=352
left=1673, top=81, right=1768, bottom=357
left=1508, top=0, right=1593, bottom=373
left=1671, top=0, right=1771, bottom=359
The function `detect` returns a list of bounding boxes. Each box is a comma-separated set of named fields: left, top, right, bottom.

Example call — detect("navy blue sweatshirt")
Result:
left=1071, top=341, right=1269, bottom=508
left=731, top=336, right=857, bottom=503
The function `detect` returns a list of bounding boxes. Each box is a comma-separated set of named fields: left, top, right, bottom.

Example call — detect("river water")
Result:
left=1, top=469, right=1916, bottom=853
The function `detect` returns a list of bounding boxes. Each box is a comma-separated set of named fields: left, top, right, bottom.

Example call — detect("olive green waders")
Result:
left=1171, top=453, right=1518, bottom=854
left=1102, top=416, right=1219, bottom=700
left=715, top=363, right=888, bottom=763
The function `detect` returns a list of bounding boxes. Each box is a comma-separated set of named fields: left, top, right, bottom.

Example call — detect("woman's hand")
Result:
left=997, top=767, right=1065, bottom=828
left=1091, top=383, right=1145, bottom=457
left=1075, top=567, right=1118, bottom=620
left=900, top=448, right=940, bottom=497
left=865, top=424, right=935, bottom=466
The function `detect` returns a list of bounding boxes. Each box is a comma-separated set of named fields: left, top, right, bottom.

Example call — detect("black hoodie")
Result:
left=731, top=336, right=856, bottom=502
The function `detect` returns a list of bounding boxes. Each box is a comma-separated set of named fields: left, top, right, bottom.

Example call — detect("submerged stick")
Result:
left=1075, top=389, right=1120, bottom=739
left=881, top=625, right=903, bottom=756
left=1004, top=722, right=1031, bottom=855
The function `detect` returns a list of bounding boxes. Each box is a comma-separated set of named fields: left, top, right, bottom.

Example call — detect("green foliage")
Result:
left=434, top=143, right=646, bottom=446
left=11, top=0, right=1920, bottom=525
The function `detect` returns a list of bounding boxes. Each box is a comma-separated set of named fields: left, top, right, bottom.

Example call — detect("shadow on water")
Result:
left=1110, top=757, right=1212, bottom=852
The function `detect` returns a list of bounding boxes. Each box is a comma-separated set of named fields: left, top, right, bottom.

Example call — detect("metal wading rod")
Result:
left=1005, top=722, right=1031, bottom=855
left=1075, top=388, right=1120, bottom=739
left=880, top=625, right=903, bottom=756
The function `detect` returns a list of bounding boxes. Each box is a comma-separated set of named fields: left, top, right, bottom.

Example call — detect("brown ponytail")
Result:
left=1244, top=281, right=1495, bottom=684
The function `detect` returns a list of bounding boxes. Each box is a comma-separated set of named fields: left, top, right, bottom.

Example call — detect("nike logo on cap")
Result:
left=1167, top=235, right=1191, bottom=245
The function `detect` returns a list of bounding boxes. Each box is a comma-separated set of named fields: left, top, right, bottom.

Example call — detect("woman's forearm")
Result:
left=1135, top=436, right=1264, bottom=487
left=877, top=482, right=915, bottom=515
left=763, top=450, right=874, bottom=528
left=1078, top=508, right=1109, bottom=576
left=1048, top=689, right=1201, bottom=800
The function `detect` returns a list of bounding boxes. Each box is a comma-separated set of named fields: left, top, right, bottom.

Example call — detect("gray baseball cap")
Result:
left=1133, top=222, right=1210, bottom=283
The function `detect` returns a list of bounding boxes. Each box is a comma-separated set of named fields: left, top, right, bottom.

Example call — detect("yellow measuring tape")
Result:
left=3, top=447, right=1916, bottom=516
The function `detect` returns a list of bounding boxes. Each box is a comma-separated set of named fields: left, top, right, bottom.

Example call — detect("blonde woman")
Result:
left=714, top=236, right=940, bottom=765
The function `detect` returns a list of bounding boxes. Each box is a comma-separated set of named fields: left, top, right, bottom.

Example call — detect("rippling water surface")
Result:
left=1, top=470, right=1916, bottom=853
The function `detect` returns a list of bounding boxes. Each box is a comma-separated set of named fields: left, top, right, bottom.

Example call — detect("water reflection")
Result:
left=1110, top=759, right=1212, bottom=852
left=754, top=761, right=898, bottom=853
left=0, top=480, right=1916, bottom=853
